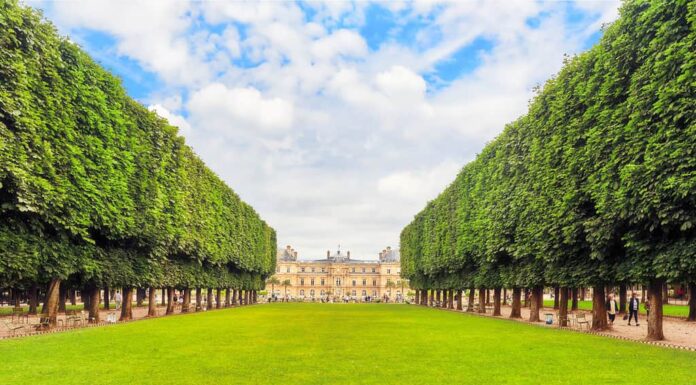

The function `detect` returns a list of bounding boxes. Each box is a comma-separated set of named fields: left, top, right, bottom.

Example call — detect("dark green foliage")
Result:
left=0, top=0, right=276, bottom=290
left=401, top=0, right=695, bottom=290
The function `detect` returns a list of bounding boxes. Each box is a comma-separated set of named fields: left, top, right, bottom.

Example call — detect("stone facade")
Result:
left=269, top=246, right=408, bottom=301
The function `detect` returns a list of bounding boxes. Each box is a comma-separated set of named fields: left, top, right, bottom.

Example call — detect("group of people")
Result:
left=605, top=291, right=649, bottom=327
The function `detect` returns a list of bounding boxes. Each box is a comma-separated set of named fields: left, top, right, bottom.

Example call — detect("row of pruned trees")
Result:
left=0, top=1, right=276, bottom=326
left=400, top=0, right=695, bottom=340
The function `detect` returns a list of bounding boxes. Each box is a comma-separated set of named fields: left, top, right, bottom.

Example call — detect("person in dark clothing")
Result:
left=628, top=292, right=640, bottom=326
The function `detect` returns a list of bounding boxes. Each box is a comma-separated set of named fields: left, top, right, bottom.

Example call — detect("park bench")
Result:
left=2, top=319, right=26, bottom=336
left=575, top=313, right=590, bottom=330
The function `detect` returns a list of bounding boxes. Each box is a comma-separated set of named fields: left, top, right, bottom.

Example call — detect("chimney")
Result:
left=347, top=251, right=350, bottom=259
left=327, top=250, right=330, bottom=258
left=387, top=246, right=391, bottom=251
left=294, top=251, right=298, bottom=258
left=286, top=245, right=291, bottom=249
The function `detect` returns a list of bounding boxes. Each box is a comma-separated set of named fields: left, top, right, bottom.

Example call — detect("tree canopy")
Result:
left=400, top=0, right=695, bottom=291
left=0, top=0, right=276, bottom=291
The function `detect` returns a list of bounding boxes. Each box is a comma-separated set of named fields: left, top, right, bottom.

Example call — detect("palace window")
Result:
left=311, top=278, right=315, bottom=286
left=387, top=269, right=391, bottom=274
left=320, top=290, right=325, bottom=296
left=372, top=290, right=377, bottom=296
left=310, top=290, right=315, bottom=297
left=300, top=290, right=304, bottom=296
left=362, top=268, right=365, bottom=273
left=352, top=290, right=356, bottom=296
left=276, top=267, right=280, bottom=273
left=300, top=278, right=305, bottom=285
left=311, top=267, right=315, bottom=272
left=372, top=268, right=376, bottom=273
left=372, top=280, right=377, bottom=286
left=301, top=267, right=305, bottom=272
left=286, top=267, right=290, bottom=273
left=321, top=278, right=325, bottom=285
left=352, top=267, right=355, bottom=273
left=336, top=279, right=342, bottom=286
left=321, top=268, right=325, bottom=273
left=352, top=280, right=356, bottom=286
left=362, top=279, right=366, bottom=286
left=362, top=290, right=367, bottom=296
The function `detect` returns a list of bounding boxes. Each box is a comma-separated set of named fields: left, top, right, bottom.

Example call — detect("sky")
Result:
left=26, top=0, right=620, bottom=260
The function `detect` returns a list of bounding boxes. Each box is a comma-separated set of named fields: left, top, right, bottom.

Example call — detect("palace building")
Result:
left=270, top=245, right=408, bottom=301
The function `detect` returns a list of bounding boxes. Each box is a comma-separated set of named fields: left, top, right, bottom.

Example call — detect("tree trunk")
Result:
left=647, top=279, right=664, bottom=340
left=148, top=287, right=157, bottom=317
left=59, top=284, right=67, bottom=313
left=207, top=288, right=214, bottom=308
left=448, top=289, right=454, bottom=309
left=196, top=287, right=203, bottom=311
left=427, top=290, right=433, bottom=306
left=87, top=284, right=100, bottom=323
left=103, top=286, right=110, bottom=310
left=493, top=288, right=501, bottom=316
left=136, top=288, right=146, bottom=307
left=216, top=288, right=222, bottom=309
left=529, top=286, right=542, bottom=322
left=503, top=288, right=507, bottom=305
left=225, top=288, right=231, bottom=307
left=559, top=286, right=569, bottom=327
left=467, top=288, right=475, bottom=312
left=662, top=283, right=669, bottom=305
left=182, top=288, right=191, bottom=313
left=486, top=289, right=491, bottom=305
left=571, top=287, right=579, bottom=311
left=166, top=287, right=175, bottom=315
left=510, top=287, right=522, bottom=318
left=232, top=289, right=238, bottom=306
left=619, top=285, right=627, bottom=314
left=83, top=289, right=90, bottom=311
left=456, top=290, right=463, bottom=310
left=553, top=286, right=559, bottom=309
left=591, top=285, right=608, bottom=331
left=28, top=284, right=39, bottom=315
left=44, top=278, right=61, bottom=327
left=688, top=282, right=696, bottom=322
left=478, top=288, right=486, bottom=313
left=161, top=288, right=167, bottom=306
left=441, top=290, right=447, bottom=308
left=120, top=287, right=133, bottom=321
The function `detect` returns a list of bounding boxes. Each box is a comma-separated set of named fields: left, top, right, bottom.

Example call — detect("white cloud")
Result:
left=187, top=83, right=294, bottom=135
left=148, top=104, right=191, bottom=137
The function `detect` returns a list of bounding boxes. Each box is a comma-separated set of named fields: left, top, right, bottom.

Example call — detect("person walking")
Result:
left=114, top=291, right=123, bottom=310
left=628, top=291, right=640, bottom=326
left=606, top=294, right=618, bottom=325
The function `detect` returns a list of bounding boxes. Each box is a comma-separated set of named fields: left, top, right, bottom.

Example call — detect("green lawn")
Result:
left=1, top=303, right=694, bottom=385
left=542, top=300, right=690, bottom=317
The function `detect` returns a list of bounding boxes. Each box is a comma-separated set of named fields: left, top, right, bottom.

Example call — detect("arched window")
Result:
left=300, top=278, right=304, bottom=285
left=310, top=289, right=315, bottom=297
left=311, top=278, right=315, bottom=286
left=320, top=290, right=325, bottom=296
left=352, top=280, right=356, bottom=286
left=299, top=290, right=304, bottom=296
left=362, top=290, right=367, bottom=296
left=351, top=290, right=356, bottom=296
left=321, top=278, right=325, bottom=285
left=372, top=290, right=377, bottom=296
left=362, top=279, right=366, bottom=286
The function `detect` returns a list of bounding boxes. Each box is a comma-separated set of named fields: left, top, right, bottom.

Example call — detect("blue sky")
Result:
left=29, top=0, right=621, bottom=259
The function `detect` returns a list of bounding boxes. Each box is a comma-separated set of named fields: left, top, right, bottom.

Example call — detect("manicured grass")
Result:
left=1, top=304, right=694, bottom=385
left=542, top=300, right=690, bottom=317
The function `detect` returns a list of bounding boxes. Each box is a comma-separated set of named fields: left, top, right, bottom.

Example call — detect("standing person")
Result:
left=628, top=292, right=640, bottom=326
left=606, top=294, right=618, bottom=325
left=114, top=291, right=123, bottom=310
